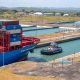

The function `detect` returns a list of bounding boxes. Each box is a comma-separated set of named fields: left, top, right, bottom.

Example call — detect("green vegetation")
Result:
left=0, top=9, right=80, bottom=23
left=18, top=16, right=80, bottom=22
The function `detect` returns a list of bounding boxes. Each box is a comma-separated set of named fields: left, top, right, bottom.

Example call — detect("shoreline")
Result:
left=50, top=52, right=80, bottom=63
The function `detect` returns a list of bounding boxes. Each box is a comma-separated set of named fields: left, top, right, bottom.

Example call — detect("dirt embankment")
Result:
left=0, top=61, right=64, bottom=80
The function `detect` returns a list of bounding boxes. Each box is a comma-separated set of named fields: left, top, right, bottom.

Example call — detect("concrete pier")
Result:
left=23, top=27, right=58, bottom=32
left=35, top=31, right=80, bottom=48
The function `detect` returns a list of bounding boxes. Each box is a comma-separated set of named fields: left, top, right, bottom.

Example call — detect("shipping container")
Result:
left=0, top=37, right=10, bottom=41
left=10, top=33, right=21, bottom=38
left=0, top=26, right=2, bottom=29
left=10, top=37, right=21, bottom=42
left=6, top=25, right=22, bottom=30
left=0, top=46, right=6, bottom=53
left=0, top=20, right=19, bottom=26
left=23, top=37, right=40, bottom=44
left=10, top=41, right=21, bottom=46
left=0, top=40, right=10, bottom=47
left=7, top=29, right=22, bottom=34
left=10, top=45, right=21, bottom=51
left=21, top=40, right=33, bottom=46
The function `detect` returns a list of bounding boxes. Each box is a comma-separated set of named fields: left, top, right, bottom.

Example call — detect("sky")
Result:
left=0, top=0, right=80, bottom=8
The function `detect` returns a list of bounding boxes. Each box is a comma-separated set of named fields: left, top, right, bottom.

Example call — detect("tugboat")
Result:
left=41, top=42, right=62, bottom=55
left=0, top=20, right=40, bottom=66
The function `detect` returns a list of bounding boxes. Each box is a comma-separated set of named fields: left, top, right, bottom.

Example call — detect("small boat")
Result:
left=41, top=42, right=62, bottom=55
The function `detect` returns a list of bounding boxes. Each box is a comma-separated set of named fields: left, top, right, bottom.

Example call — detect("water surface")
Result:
left=28, top=39, right=80, bottom=61
left=23, top=28, right=67, bottom=36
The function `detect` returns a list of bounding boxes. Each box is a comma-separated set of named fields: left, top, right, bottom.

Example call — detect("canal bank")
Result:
left=35, top=31, right=80, bottom=47
left=0, top=61, right=64, bottom=80
left=37, top=35, right=80, bottom=48
left=50, top=52, right=80, bottom=63
left=23, top=27, right=58, bottom=32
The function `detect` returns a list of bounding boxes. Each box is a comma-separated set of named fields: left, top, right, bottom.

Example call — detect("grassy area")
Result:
left=0, top=13, right=80, bottom=23
left=18, top=16, right=80, bottom=22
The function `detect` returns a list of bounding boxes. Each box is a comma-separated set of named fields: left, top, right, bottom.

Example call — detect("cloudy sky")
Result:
left=0, top=0, right=80, bottom=8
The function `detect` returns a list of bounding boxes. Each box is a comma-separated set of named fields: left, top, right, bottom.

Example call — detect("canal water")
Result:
left=28, top=39, right=80, bottom=61
left=22, top=22, right=75, bottom=36
left=59, top=22, right=75, bottom=26
left=23, top=28, right=68, bottom=36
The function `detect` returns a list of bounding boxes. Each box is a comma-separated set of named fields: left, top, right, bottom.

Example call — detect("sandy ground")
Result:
left=0, top=57, right=80, bottom=80
left=0, top=61, right=64, bottom=80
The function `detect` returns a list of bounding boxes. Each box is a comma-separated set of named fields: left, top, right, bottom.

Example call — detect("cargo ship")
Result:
left=0, top=20, right=40, bottom=66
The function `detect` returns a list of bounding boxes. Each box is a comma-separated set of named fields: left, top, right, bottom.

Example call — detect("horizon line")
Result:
left=0, top=6, right=80, bottom=8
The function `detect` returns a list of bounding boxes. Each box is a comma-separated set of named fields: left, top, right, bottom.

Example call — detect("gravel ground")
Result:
left=14, top=61, right=80, bottom=80
left=0, top=61, right=63, bottom=80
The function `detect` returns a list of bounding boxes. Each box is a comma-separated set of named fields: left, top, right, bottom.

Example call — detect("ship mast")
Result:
left=2, top=26, right=6, bottom=67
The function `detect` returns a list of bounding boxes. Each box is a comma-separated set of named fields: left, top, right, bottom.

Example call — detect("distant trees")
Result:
left=1, top=8, right=80, bottom=19
left=76, top=12, right=80, bottom=16
left=0, top=9, right=17, bottom=14
left=0, top=9, right=8, bottom=14
left=60, top=12, right=64, bottom=16
left=12, top=10, right=18, bottom=13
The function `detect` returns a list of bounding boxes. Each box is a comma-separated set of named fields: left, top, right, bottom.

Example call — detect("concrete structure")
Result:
left=43, top=13, right=54, bottom=16
left=63, top=14, right=69, bottom=16
left=16, top=12, right=27, bottom=17
left=74, top=21, right=80, bottom=26
left=33, top=12, right=43, bottom=16
left=55, top=13, right=61, bottom=16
